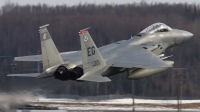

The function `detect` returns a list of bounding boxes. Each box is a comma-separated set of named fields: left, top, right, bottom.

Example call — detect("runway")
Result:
left=11, top=98, right=200, bottom=112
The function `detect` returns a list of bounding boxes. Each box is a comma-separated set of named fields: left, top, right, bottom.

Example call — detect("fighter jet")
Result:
left=8, top=23, right=193, bottom=82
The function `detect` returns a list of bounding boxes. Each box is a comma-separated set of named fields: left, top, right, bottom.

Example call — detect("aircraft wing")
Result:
left=14, top=40, right=126, bottom=62
left=14, top=39, right=127, bottom=62
left=109, top=45, right=169, bottom=69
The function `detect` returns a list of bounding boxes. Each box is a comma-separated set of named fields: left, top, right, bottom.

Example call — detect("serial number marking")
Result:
left=91, top=60, right=100, bottom=67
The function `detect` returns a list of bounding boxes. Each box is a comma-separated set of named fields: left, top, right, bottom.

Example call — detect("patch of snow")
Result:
left=37, top=98, right=200, bottom=105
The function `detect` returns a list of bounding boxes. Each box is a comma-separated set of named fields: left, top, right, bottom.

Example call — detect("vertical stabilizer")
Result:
left=79, top=27, right=106, bottom=73
left=39, top=24, right=64, bottom=70
left=78, top=28, right=110, bottom=82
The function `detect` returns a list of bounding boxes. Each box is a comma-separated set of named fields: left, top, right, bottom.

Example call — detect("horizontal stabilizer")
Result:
left=78, top=66, right=111, bottom=82
left=37, top=71, right=54, bottom=79
left=7, top=73, right=40, bottom=77
left=78, top=75, right=111, bottom=82
left=14, top=51, right=79, bottom=62
left=15, top=55, right=42, bottom=61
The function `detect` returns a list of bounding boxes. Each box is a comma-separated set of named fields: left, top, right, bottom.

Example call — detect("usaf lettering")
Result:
left=87, top=46, right=95, bottom=56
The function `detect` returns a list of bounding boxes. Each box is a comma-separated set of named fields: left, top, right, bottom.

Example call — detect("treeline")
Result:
left=0, top=2, right=200, bottom=98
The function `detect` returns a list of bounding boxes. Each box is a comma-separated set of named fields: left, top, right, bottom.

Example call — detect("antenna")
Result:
left=172, top=68, right=187, bottom=112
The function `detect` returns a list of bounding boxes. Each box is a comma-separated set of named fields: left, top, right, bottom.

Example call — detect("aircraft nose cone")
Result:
left=182, top=31, right=193, bottom=40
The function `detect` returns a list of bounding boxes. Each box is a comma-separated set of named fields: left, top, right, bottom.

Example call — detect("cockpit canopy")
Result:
left=140, top=23, right=172, bottom=34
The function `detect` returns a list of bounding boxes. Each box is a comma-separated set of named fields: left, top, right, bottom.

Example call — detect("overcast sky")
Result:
left=0, top=0, right=200, bottom=7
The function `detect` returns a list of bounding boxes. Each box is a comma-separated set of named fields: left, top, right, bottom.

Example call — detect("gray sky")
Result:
left=0, top=0, right=200, bottom=7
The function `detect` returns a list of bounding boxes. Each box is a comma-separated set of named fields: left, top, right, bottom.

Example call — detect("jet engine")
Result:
left=53, top=64, right=83, bottom=81
left=127, top=61, right=174, bottom=80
